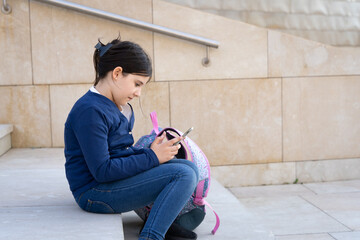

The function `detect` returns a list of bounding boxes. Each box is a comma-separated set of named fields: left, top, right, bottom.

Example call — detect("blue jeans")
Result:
left=75, top=159, right=199, bottom=240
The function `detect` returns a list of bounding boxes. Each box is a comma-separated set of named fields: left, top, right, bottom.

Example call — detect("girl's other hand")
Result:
left=150, top=132, right=182, bottom=164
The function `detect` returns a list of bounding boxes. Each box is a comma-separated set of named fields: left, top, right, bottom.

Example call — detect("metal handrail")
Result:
left=32, top=0, right=219, bottom=50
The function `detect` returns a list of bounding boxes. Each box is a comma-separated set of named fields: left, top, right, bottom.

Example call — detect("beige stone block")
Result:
left=269, top=31, right=360, bottom=77
left=219, top=10, right=242, bottom=21
left=169, top=79, right=282, bottom=166
left=266, top=0, right=290, bottom=13
left=283, top=76, right=360, bottom=161
left=212, top=162, right=296, bottom=187
left=283, top=29, right=360, bottom=48
left=230, top=184, right=315, bottom=199
left=222, top=0, right=250, bottom=11
left=296, top=158, right=360, bottom=183
left=30, top=0, right=153, bottom=85
left=195, top=0, right=221, bottom=9
left=153, top=0, right=268, bottom=81
left=128, top=81, right=170, bottom=143
left=0, top=124, right=13, bottom=139
left=164, top=0, right=196, bottom=8
left=290, top=0, right=311, bottom=14
left=0, top=0, right=32, bottom=85
left=0, top=86, right=51, bottom=147
left=309, top=0, right=328, bottom=15
left=0, top=124, right=13, bottom=156
left=50, top=84, right=91, bottom=147
left=0, top=134, right=11, bottom=157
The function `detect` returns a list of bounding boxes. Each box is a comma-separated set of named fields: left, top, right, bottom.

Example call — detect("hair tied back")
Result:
left=95, top=42, right=113, bottom=57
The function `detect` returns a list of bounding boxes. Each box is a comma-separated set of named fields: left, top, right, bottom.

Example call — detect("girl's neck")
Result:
left=95, top=79, right=123, bottom=111
left=95, top=78, right=114, bottom=102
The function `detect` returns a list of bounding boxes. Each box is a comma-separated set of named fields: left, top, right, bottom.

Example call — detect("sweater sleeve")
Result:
left=72, top=107, right=159, bottom=183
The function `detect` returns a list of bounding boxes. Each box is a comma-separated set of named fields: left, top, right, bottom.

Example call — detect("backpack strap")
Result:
left=193, top=198, right=220, bottom=234
left=150, top=111, right=160, bottom=135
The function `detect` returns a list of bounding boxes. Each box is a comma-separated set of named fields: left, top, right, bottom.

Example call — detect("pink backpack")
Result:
left=134, top=112, right=220, bottom=234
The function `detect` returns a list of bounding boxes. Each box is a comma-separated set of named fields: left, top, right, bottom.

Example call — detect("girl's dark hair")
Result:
left=93, top=36, right=152, bottom=86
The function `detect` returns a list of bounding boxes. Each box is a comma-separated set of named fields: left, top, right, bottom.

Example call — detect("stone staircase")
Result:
left=0, top=148, right=274, bottom=240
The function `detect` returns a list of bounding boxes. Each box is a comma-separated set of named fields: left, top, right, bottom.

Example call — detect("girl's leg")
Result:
left=139, top=160, right=199, bottom=240
left=76, top=159, right=198, bottom=240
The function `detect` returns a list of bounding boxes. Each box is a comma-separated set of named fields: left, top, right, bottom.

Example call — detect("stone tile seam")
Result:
left=28, top=0, right=35, bottom=86
left=48, top=85, right=54, bottom=147
left=211, top=157, right=360, bottom=167
left=329, top=231, right=360, bottom=239
left=206, top=19, right=360, bottom=32
left=328, top=233, right=337, bottom=240
left=156, top=77, right=272, bottom=82
left=211, top=161, right=288, bottom=167
left=151, top=0, right=156, bottom=83
left=274, top=74, right=360, bottom=79
left=299, top=195, right=353, bottom=232
left=168, top=81, right=172, bottom=126
left=0, top=168, right=65, bottom=171
left=139, top=74, right=360, bottom=81
left=0, top=78, right=269, bottom=87
left=292, top=157, right=360, bottom=163
left=196, top=8, right=360, bottom=18
left=273, top=232, right=337, bottom=239
left=267, top=30, right=269, bottom=78
left=0, top=204, right=77, bottom=209
left=274, top=29, right=360, bottom=33
left=302, top=188, right=360, bottom=195
left=281, top=77, right=284, bottom=164
left=151, top=0, right=154, bottom=24
left=301, top=184, right=319, bottom=195
left=1, top=74, right=360, bottom=88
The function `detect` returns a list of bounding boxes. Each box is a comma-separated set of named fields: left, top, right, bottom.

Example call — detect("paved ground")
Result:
left=0, top=148, right=359, bottom=240
left=229, top=180, right=360, bottom=240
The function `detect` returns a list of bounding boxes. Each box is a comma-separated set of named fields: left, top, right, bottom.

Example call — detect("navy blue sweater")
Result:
left=64, top=91, right=159, bottom=198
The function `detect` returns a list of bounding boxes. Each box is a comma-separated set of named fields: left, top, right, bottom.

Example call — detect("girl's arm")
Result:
left=73, top=107, right=159, bottom=183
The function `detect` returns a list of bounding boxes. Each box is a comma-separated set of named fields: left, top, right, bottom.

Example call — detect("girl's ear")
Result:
left=112, top=66, right=123, bottom=79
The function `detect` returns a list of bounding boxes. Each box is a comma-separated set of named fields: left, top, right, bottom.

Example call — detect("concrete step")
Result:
left=0, top=148, right=124, bottom=240
left=0, top=148, right=274, bottom=240
left=0, top=124, right=13, bottom=156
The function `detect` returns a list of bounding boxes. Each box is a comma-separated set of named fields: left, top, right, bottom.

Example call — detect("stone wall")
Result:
left=165, top=0, right=360, bottom=47
left=1, top=0, right=359, bottom=186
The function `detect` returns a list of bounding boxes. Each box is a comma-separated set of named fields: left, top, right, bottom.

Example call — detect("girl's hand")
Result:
left=150, top=132, right=182, bottom=164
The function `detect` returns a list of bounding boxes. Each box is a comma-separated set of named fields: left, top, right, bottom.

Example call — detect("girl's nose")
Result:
left=134, top=88, right=141, bottom=97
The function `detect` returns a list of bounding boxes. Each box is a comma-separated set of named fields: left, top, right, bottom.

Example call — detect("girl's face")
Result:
left=112, top=73, right=149, bottom=107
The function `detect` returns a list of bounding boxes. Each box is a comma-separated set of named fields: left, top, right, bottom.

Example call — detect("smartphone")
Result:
left=173, top=127, right=194, bottom=146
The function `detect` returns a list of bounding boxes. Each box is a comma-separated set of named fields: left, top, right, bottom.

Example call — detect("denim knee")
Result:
left=168, top=159, right=199, bottom=184
left=177, top=162, right=199, bottom=190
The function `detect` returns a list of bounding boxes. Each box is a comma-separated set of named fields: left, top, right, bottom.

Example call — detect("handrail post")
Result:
left=202, top=46, right=210, bottom=67
left=1, top=0, right=11, bottom=14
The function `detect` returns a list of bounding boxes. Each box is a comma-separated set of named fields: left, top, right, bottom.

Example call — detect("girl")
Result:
left=64, top=37, right=199, bottom=240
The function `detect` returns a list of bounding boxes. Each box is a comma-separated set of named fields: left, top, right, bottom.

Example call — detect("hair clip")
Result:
left=95, top=42, right=113, bottom=57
